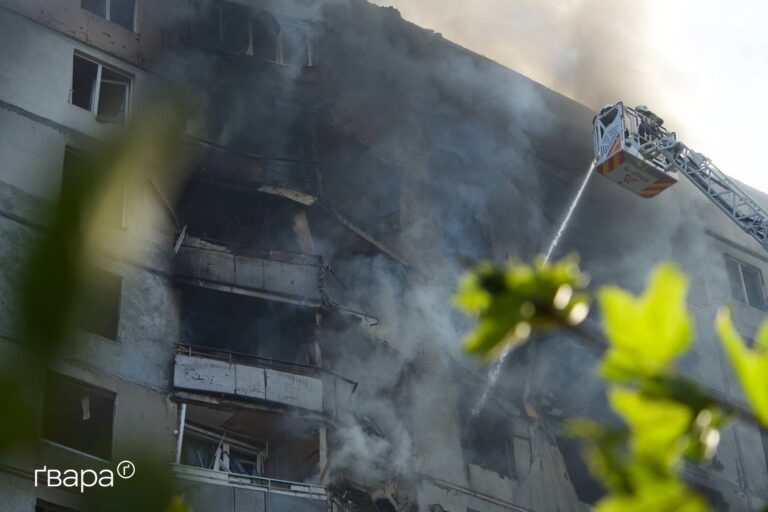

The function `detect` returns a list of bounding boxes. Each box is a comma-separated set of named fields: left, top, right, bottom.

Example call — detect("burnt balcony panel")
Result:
left=173, top=344, right=357, bottom=417
left=175, top=236, right=324, bottom=306
left=173, top=350, right=323, bottom=412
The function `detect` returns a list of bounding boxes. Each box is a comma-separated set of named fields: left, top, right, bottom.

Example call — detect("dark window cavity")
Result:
left=41, top=373, right=115, bottom=460
left=77, top=266, right=122, bottom=340
left=725, top=255, right=765, bottom=309
left=81, top=0, right=136, bottom=31
left=462, top=407, right=516, bottom=478
left=556, top=436, right=605, bottom=505
left=71, top=54, right=131, bottom=124
left=61, top=147, right=125, bottom=227
left=251, top=14, right=280, bottom=61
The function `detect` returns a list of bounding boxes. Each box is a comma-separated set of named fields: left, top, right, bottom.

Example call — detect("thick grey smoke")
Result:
left=164, top=0, right=716, bottom=503
left=370, top=0, right=656, bottom=110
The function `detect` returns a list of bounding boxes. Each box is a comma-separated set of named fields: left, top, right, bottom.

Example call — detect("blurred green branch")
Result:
left=456, top=257, right=768, bottom=512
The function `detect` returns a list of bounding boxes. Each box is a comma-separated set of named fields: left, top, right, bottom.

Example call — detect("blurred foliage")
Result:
left=716, top=309, right=768, bottom=425
left=454, top=255, right=590, bottom=359
left=1, top=102, right=190, bottom=511
left=457, top=258, right=768, bottom=511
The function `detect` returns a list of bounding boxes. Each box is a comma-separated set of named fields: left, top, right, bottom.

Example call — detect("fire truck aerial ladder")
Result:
left=593, top=102, right=768, bottom=252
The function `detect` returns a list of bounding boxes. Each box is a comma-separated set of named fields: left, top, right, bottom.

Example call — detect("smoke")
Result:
left=160, top=0, right=716, bottom=504
left=370, top=0, right=657, bottom=110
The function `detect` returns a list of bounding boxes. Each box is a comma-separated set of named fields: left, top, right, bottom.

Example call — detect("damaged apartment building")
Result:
left=1, top=0, right=768, bottom=511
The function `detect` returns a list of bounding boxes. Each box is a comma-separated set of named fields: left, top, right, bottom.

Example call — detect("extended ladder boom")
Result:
left=660, top=142, right=768, bottom=251
left=593, top=102, right=768, bottom=253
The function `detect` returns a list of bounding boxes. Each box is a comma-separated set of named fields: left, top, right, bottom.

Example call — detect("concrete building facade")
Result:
left=0, top=1, right=766, bottom=511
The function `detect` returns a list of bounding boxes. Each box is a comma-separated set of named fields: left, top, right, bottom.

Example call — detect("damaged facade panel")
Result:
left=173, top=353, right=323, bottom=412
left=175, top=236, right=324, bottom=305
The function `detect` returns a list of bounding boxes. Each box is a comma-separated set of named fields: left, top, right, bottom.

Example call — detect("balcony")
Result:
left=173, top=344, right=356, bottom=415
left=173, top=465, right=328, bottom=512
left=175, top=236, right=324, bottom=307
left=189, top=139, right=319, bottom=205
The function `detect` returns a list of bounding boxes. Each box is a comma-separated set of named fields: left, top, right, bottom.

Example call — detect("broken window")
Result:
left=61, top=147, right=125, bottom=227
left=180, top=424, right=265, bottom=477
left=77, top=265, right=122, bottom=340
left=35, top=500, right=79, bottom=512
left=251, top=13, right=280, bottom=61
left=280, top=24, right=310, bottom=66
left=71, top=53, right=131, bottom=124
left=462, top=407, right=515, bottom=478
left=725, top=255, right=765, bottom=308
left=178, top=404, right=320, bottom=483
left=180, top=285, right=316, bottom=364
left=41, top=372, right=115, bottom=460
left=81, top=0, right=136, bottom=31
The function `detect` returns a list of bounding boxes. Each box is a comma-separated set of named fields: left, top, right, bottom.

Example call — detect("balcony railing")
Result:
left=173, top=344, right=357, bottom=416
left=172, top=463, right=327, bottom=500
left=175, top=235, right=324, bottom=307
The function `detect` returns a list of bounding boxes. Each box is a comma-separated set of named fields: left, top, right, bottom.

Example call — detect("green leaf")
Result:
left=596, top=481, right=708, bottom=512
left=456, top=256, right=590, bottom=358
left=598, top=263, right=693, bottom=381
left=716, top=308, right=768, bottom=426
left=610, top=388, right=691, bottom=467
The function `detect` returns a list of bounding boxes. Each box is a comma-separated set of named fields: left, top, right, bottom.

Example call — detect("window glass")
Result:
left=742, top=264, right=764, bottom=308
left=110, top=0, right=136, bottom=30
left=98, top=68, right=130, bottom=124
left=71, top=55, right=99, bottom=111
left=81, top=0, right=106, bottom=18
left=41, top=373, right=115, bottom=460
left=725, top=257, right=746, bottom=302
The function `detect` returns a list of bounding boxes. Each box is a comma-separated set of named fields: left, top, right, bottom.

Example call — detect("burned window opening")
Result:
left=177, top=180, right=311, bottom=254
left=462, top=404, right=516, bottom=479
left=41, top=372, right=115, bottom=460
left=197, top=4, right=312, bottom=66
left=81, top=0, right=136, bottom=31
left=71, top=53, right=131, bottom=124
left=178, top=403, right=321, bottom=483
left=180, top=285, right=317, bottom=365
left=556, top=436, right=605, bottom=505
left=180, top=423, right=266, bottom=477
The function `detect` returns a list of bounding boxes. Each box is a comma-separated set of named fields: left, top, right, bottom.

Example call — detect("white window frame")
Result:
left=71, top=52, right=132, bottom=125
left=83, top=0, right=138, bottom=32
left=725, top=255, right=766, bottom=309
